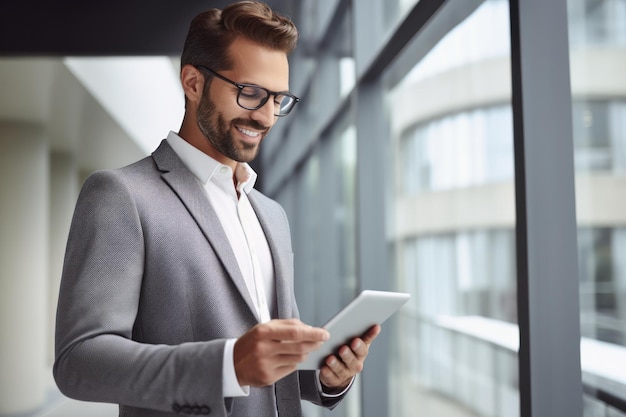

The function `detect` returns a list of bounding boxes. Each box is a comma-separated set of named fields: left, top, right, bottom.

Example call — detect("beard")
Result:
left=196, top=93, right=269, bottom=163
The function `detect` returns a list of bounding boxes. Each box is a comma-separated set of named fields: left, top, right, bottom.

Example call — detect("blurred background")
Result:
left=1, top=0, right=625, bottom=416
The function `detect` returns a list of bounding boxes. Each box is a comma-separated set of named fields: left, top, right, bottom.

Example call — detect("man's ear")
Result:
left=180, top=64, right=205, bottom=104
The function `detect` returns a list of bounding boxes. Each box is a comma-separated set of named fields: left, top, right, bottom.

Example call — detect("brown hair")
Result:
left=180, top=1, right=299, bottom=72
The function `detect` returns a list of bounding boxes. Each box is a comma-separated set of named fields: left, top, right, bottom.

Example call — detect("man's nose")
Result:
left=250, top=99, right=277, bottom=127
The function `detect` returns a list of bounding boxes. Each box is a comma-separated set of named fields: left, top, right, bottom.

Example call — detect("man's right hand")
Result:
left=233, top=319, right=329, bottom=387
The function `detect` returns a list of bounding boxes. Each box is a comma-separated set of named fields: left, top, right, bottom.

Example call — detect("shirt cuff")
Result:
left=223, top=338, right=250, bottom=397
left=315, top=370, right=355, bottom=398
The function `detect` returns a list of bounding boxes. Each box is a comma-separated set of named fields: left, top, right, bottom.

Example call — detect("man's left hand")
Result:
left=318, top=324, right=382, bottom=392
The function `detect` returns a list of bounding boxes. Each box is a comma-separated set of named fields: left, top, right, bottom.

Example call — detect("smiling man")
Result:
left=53, top=2, right=379, bottom=417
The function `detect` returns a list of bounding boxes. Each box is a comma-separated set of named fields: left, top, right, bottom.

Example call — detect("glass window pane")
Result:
left=568, top=0, right=626, bottom=415
left=385, top=1, right=518, bottom=416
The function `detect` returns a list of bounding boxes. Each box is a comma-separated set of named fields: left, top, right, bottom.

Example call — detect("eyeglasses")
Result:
left=196, top=65, right=300, bottom=117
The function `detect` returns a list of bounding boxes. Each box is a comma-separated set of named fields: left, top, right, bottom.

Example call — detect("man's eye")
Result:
left=240, top=87, right=264, bottom=100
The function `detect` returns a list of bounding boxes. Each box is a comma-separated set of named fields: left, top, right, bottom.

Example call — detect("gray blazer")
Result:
left=54, top=140, right=341, bottom=417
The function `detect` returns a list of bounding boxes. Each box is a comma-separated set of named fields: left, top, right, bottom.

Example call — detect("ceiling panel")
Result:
left=0, top=0, right=299, bottom=56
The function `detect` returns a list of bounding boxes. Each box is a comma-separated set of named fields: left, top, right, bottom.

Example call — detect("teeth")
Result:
left=238, top=127, right=260, bottom=137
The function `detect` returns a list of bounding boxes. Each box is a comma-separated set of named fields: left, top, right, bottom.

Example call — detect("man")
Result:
left=53, top=2, right=380, bottom=416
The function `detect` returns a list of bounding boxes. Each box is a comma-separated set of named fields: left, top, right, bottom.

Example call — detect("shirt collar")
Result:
left=165, top=131, right=257, bottom=194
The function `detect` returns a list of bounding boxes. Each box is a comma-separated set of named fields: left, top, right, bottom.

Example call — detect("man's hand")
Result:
left=234, top=319, right=329, bottom=387
left=319, top=324, right=381, bottom=392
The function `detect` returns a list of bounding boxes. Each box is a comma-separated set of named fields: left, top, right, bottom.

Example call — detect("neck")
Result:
left=177, top=115, right=238, bottom=172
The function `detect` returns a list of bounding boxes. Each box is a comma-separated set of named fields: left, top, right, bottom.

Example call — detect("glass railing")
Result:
left=396, top=313, right=626, bottom=417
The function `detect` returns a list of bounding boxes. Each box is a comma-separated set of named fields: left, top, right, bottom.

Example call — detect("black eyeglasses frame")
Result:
left=196, top=65, right=300, bottom=117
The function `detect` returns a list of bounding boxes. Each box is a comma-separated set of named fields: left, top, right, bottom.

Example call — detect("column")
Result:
left=0, top=123, right=49, bottom=414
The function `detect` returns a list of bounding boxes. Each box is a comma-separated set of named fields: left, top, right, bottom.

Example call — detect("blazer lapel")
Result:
left=151, top=140, right=260, bottom=321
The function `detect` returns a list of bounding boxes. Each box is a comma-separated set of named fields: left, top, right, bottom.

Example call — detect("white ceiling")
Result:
left=0, top=57, right=184, bottom=174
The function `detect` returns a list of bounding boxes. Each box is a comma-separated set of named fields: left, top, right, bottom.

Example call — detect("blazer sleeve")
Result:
left=299, top=370, right=349, bottom=409
left=53, top=170, right=229, bottom=415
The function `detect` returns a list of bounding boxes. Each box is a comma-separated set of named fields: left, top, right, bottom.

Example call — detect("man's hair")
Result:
left=180, top=1, right=299, bottom=71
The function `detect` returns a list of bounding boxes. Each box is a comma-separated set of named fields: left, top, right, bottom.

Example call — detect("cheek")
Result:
left=209, top=87, right=242, bottom=117
left=211, top=100, right=246, bottom=124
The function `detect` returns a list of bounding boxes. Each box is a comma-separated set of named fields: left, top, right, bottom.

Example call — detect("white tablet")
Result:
left=297, top=290, right=410, bottom=370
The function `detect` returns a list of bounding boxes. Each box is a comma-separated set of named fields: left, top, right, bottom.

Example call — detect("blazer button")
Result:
left=182, top=405, right=193, bottom=414
left=200, top=405, right=211, bottom=414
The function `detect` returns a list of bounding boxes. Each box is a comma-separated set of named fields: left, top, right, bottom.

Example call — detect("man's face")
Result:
left=196, top=36, right=290, bottom=165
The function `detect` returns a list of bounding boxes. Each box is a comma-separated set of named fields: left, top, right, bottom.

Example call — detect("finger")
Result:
left=320, top=355, right=345, bottom=383
left=338, top=345, right=362, bottom=372
left=274, top=339, right=326, bottom=357
left=263, top=321, right=330, bottom=343
left=349, top=338, right=368, bottom=360
left=238, top=324, right=325, bottom=359
left=361, top=324, right=381, bottom=345
left=320, top=353, right=354, bottom=387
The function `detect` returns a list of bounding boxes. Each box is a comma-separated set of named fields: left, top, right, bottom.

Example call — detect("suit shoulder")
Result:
left=82, top=156, right=158, bottom=189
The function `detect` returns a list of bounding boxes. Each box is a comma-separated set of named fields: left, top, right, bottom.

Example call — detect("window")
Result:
left=385, top=1, right=518, bottom=416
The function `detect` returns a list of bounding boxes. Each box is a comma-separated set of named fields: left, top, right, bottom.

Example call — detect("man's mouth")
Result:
left=237, top=126, right=262, bottom=138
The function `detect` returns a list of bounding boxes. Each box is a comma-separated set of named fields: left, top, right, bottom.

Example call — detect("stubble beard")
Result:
left=196, top=94, right=269, bottom=163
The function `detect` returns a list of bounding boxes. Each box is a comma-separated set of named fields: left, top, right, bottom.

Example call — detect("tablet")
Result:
left=297, top=290, right=410, bottom=370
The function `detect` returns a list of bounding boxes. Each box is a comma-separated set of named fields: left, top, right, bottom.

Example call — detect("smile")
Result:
left=237, top=126, right=262, bottom=138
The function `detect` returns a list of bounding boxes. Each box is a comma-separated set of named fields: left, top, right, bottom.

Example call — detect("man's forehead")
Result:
left=225, top=37, right=290, bottom=89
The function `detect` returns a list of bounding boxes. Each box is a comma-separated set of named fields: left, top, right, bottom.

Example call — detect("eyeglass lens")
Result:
left=237, top=85, right=295, bottom=116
